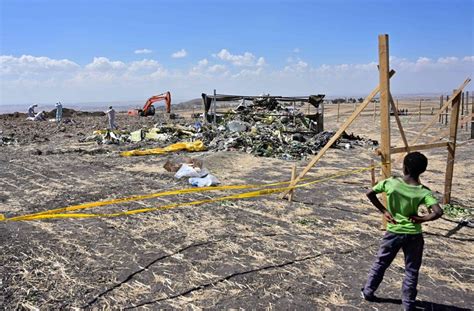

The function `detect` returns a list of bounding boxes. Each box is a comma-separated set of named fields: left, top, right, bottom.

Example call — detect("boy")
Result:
left=361, top=152, right=443, bottom=311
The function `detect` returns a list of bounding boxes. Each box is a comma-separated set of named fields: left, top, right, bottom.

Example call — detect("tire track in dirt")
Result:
left=83, top=230, right=367, bottom=308
left=121, top=242, right=378, bottom=309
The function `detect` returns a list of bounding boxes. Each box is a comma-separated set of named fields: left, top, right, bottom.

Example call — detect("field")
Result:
left=1, top=99, right=473, bottom=310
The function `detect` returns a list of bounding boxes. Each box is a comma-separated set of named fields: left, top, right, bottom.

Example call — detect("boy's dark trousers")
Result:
left=363, top=231, right=424, bottom=310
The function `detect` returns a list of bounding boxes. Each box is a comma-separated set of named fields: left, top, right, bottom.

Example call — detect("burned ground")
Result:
left=1, top=104, right=473, bottom=310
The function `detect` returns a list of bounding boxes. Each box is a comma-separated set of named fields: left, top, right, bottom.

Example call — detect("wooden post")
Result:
left=439, top=95, right=443, bottom=123
left=461, top=92, right=464, bottom=116
left=465, top=91, right=469, bottom=131
left=293, top=101, right=296, bottom=124
left=471, top=95, right=474, bottom=139
left=390, top=94, right=409, bottom=150
left=445, top=95, right=449, bottom=125
left=443, top=90, right=461, bottom=204
left=213, top=89, right=217, bottom=125
left=288, top=164, right=297, bottom=202
left=321, top=100, right=325, bottom=129
left=419, top=99, right=422, bottom=121
left=396, top=99, right=399, bottom=112
left=379, top=34, right=391, bottom=230
left=337, top=101, right=340, bottom=122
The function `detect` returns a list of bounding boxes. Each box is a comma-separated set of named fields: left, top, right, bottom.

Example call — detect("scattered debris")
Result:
left=83, top=130, right=131, bottom=144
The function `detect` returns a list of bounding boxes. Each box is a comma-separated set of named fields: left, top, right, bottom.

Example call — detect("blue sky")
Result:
left=1, top=0, right=473, bottom=105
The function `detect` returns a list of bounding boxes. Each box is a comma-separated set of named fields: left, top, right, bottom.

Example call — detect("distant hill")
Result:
left=174, top=98, right=202, bottom=110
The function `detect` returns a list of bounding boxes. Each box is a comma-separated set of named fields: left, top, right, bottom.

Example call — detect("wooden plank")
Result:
left=443, top=91, right=461, bottom=204
left=390, top=142, right=449, bottom=154
left=471, top=92, right=474, bottom=139
left=390, top=93, right=409, bottom=150
left=280, top=70, right=396, bottom=199
left=288, top=164, right=297, bottom=202
left=400, top=78, right=471, bottom=155
left=439, top=95, right=443, bottom=123
left=378, top=34, right=391, bottom=230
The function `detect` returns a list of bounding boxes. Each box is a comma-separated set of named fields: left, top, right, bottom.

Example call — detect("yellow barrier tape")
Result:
left=120, top=140, right=206, bottom=157
left=3, top=165, right=380, bottom=221
left=4, top=179, right=297, bottom=221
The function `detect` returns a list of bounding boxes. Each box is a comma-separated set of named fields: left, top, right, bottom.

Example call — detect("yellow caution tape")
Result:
left=5, top=179, right=296, bottom=221
left=120, top=140, right=206, bottom=157
left=2, top=164, right=380, bottom=222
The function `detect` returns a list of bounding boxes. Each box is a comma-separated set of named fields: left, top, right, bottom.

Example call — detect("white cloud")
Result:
left=208, top=64, right=227, bottom=73
left=284, top=58, right=309, bottom=72
left=134, top=49, right=153, bottom=54
left=256, top=57, right=266, bottom=67
left=128, top=59, right=161, bottom=72
left=171, top=49, right=187, bottom=58
left=0, top=55, right=79, bottom=76
left=1, top=53, right=473, bottom=105
left=214, top=49, right=263, bottom=66
left=85, top=57, right=126, bottom=72
left=293, top=48, right=300, bottom=53
left=438, top=56, right=458, bottom=64
left=189, top=58, right=209, bottom=75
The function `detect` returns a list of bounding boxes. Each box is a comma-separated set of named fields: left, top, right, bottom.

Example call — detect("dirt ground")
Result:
left=1, top=100, right=473, bottom=310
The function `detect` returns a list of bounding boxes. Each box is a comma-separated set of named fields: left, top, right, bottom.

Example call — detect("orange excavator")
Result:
left=128, top=91, right=171, bottom=116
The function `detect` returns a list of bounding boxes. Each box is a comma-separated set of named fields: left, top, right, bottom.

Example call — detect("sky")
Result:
left=0, top=0, right=473, bottom=106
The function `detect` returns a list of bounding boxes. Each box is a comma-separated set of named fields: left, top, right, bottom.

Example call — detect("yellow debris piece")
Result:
left=120, top=140, right=206, bottom=157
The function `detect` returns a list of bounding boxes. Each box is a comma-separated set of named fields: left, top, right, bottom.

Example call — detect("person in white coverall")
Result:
left=28, top=104, right=38, bottom=117
left=55, top=102, right=63, bottom=124
left=106, top=106, right=117, bottom=130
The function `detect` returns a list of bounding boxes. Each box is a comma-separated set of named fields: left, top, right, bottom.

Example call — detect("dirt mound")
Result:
left=44, top=108, right=105, bottom=118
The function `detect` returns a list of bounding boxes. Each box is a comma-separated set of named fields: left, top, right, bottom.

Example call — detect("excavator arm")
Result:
left=128, top=91, right=171, bottom=116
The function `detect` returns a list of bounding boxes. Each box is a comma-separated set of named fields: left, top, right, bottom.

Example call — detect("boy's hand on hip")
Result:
left=383, top=211, right=397, bottom=224
left=410, top=215, right=428, bottom=224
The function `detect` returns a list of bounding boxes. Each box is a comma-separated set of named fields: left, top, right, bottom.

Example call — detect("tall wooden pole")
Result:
left=445, top=95, right=449, bottom=125
left=471, top=94, right=474, bottom=139
left=439, top=95, right=443, bottom=123
left=443, top=90, right=461, bottom=204
left=467, top=91, right=470, bottom=132
left=213, top=89, right=217, bottom=125
left=379, top=34, right=391, bottom=229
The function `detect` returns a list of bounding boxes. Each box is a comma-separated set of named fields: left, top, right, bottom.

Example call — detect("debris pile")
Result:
left=82, top=96, right=377, bottom=159
left=203, top=97, right=377, bottom=159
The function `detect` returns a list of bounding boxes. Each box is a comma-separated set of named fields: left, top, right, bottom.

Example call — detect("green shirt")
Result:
left=373, top=177, right=438, bottom=234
